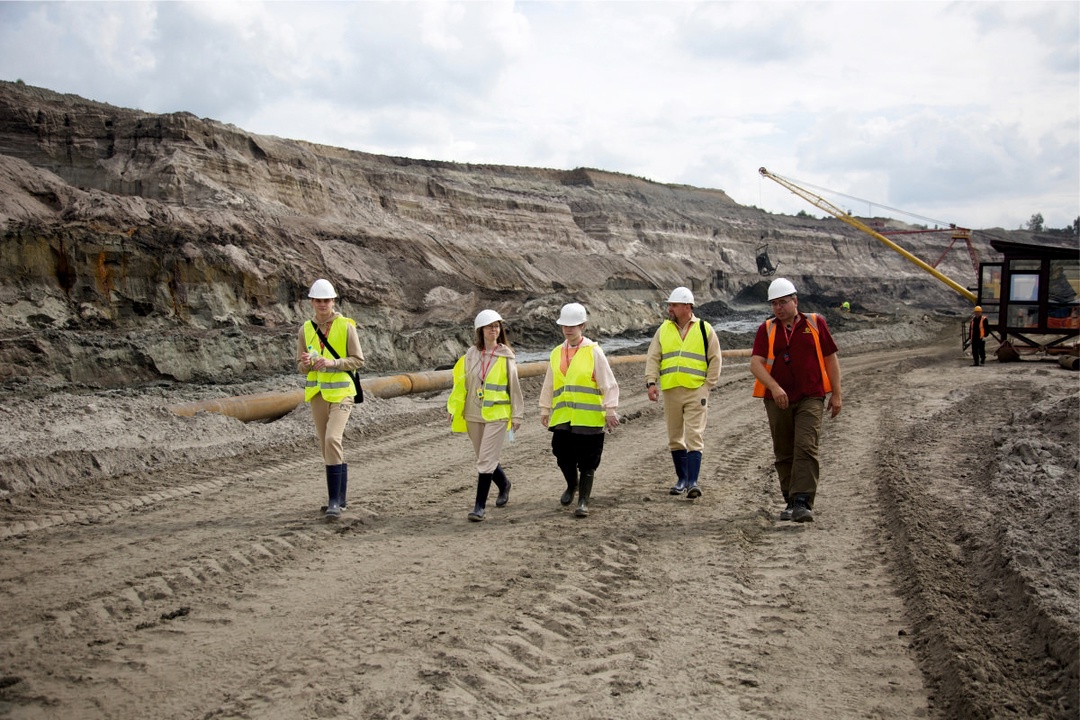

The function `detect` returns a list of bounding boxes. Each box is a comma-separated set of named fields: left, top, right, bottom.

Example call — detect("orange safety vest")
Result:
left=752, top=313, right=832, bottom=398
left=970, top=316, right=987, bottom=340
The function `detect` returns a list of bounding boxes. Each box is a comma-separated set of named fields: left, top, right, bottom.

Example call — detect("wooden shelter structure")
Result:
left=977, top=239, right=1079, bottom=357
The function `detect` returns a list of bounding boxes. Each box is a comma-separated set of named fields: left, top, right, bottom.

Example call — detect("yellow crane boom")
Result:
left=758, top=167, right=978, bottom=303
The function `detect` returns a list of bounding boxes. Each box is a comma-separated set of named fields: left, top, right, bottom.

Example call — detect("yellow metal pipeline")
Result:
left=168, top=349, right=753, bottom=423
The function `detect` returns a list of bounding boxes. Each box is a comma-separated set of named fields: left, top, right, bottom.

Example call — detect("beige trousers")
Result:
left=466, top=420, right=508, bottom=474
left=662, top=384, right=710, bottom=452
left=310, top=394, right=354, bottom=465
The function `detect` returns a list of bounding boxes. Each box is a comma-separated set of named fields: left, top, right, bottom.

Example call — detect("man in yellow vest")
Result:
left=645, top=287, right=722, bottom=499
left=750, top=278, right=842, bottom=523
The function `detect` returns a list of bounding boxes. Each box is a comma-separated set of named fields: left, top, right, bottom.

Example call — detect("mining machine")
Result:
left=758, top=167, right=1079, bottom=365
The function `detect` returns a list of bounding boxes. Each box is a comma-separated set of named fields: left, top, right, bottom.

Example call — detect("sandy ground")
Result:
left=0, top=320, right=1076, bottom=720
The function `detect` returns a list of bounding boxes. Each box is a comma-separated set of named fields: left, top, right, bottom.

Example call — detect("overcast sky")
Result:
left=1, top=1, right=1077, bottom=230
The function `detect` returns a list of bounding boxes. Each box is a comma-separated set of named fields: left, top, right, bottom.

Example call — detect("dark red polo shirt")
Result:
left=752, top=313, right=838, bottom=403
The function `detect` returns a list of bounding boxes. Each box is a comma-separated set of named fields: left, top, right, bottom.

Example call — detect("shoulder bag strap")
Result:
left=311, top=321, right=342, bottom=360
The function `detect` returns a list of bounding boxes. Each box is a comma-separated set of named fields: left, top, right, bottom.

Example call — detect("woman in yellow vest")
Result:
left=538, top=303, right=620, bottom=517
left=446, top=309, right=524, bottom=521
left=296, top=279, right=365, bottom=520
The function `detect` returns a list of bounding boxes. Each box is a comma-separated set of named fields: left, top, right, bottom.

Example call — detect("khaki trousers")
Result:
left=310, top=394, right=354, bottom=465
left=662, top=384, right=710, bottom=452
left=764, top=396, right=824, bottom=503
left=466, top=420, right=507, bottom=474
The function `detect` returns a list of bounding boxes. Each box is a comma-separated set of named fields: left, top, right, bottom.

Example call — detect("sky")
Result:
left=1, top=1, right=1077, bottom=231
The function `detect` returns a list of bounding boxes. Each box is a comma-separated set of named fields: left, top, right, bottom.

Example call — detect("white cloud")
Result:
left=0, top=0, right=1075, bottom=229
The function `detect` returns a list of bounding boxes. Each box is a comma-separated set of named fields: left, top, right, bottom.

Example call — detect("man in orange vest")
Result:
left=969, top=306, right=989, bottom=366
left=750, top=278, right=842, bottom=523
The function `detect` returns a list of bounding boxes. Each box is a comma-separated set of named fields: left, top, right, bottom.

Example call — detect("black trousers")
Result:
left=551, top=430, right=605, bottom=474
left=971, top=338, right=986, bottom=364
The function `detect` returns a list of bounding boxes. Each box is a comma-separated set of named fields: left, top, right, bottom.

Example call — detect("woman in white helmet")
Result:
left=297, top=278, right=365, bottom=520
left=446, top=309, right=524, bottom=521
left=538, top=303, right=620, bottom=517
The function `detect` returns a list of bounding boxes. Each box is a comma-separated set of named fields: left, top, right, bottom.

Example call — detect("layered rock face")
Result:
left=0, top=81, right=1015, bottom=391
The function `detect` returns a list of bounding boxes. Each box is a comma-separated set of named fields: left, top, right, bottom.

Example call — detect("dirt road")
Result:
left=0, top=330, right=1076, bottom=719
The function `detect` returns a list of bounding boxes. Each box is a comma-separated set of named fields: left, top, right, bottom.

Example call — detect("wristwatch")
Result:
left=646, top=382, right=656, bottom=389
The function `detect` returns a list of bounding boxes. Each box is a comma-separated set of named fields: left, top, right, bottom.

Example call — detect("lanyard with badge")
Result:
left=780, top=317, right=799, bottom=364
left=478, top=349, right=496, bottom=399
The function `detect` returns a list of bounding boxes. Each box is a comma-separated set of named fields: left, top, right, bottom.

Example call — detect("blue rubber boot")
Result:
left=685, top=451, right=703, bottom=499
left=669, top=450, right=689, bottom=495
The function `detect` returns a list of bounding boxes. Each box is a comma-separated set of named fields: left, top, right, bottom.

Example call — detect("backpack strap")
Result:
left=700, top=320, right=710, bottom=367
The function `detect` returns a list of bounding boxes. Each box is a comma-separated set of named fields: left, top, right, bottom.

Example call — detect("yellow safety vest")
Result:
left=446, top=353, right=512, bottom=433
left=658, top=320, right=712, bottom=390
left=752, top=313, right=831, bottom=398
left=304, top=318, right=357, bottom=403
left=548, top=345, right=605, bottom=428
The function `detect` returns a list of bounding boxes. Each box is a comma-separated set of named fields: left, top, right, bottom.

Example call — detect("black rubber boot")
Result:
left=494, top=465, right=511, bottom=508
left=324, top=464, right=343, bottom=519
left=575, top=469, right=594, bottom=517
left=792, top=493, right=814, bottom=523
left=340, top=463, right=348, bottom=510
left=685, top=451, right=703, bottom=499
left=559, top=464, right=578, bottom=506
left=669, top=450, right=688, bottom=495
left=469, top=473, right=493, bottom=521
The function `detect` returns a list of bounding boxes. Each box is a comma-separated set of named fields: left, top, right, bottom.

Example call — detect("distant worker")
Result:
left=297, top=279, right=365, bottom=520
left=750, top=278, right=842, bottom=523
left=645, top=287, right=722, bottom=499
left=539, top=303, right=620, bottom=518
left=970, top=306, right=989, bottom=367
left=841, top=300, right=851, bottom=312
left=447, top=310, right=524, bottom=522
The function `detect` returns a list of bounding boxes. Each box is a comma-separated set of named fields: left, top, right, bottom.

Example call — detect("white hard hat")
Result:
left=667, top=287, right=695, bottom=304
left=474, top=309, right=504, bottom=329
left=767, top=277, right=797, bottom=301
left=556, top=302, right=588, bottom=326
left=308, top=278, right=337, bottom=299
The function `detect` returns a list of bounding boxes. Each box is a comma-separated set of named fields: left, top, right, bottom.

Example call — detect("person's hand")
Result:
left=647, top=385, right=660, bottom=402
left=827, top=394, right=842, bottom=418
left=540, top=414, right=550, bottom=428
left=604, top=413, right=620, bottom=432
left=772, top=387, right=789, bottom=410
left=447, top=412, right=454, bottom=424
left=311, top=356, right=333, bottom=371
left=511, top=420, right=521, bottom=433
